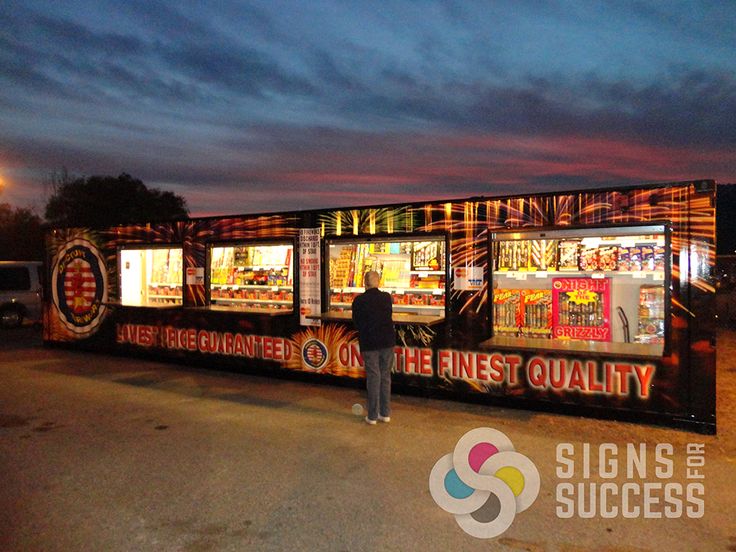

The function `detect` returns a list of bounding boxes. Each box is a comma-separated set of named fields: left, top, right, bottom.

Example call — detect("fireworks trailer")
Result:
left=43, top=180, right=717, bottom=433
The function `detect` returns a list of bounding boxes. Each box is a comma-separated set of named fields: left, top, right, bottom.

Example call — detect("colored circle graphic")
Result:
left=454, top=476, right=516, bottom=539
left=429, top=453, right=491, bottom=515
left=479, top=450, right=541, bottom=513
left=429, top=427, right=540, bottom=540
left=452, top=427, right=514, bottom=491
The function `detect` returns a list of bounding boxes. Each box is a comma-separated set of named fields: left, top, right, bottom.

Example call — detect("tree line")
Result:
left=0, top=172, right=189, bottom=260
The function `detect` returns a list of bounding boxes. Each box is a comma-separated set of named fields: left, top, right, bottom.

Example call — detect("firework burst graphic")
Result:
left=318, top=207, right=417, bottom=236
left=287, top=323, right=363, bottom=377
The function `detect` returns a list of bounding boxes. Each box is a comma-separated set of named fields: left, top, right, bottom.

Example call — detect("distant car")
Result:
left=0, top=261, right=43, bottom=328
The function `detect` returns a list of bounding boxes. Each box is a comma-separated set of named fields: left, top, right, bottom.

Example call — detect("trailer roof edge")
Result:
left=46, top=178, right=715, bottom=231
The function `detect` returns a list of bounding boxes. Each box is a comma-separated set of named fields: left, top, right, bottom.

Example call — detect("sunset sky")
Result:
left=1, top=1, right=734, bottom=216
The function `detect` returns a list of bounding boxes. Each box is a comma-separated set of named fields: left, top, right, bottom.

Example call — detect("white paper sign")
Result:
left=453, top=266, right=483, bottom=291
left=185, top=267, right=205, bottom=285
left=299, top=228, right=322, bottom=326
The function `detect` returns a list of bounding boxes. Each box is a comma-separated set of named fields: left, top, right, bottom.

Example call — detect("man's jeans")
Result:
left=363, top=347, right=394, bottom=421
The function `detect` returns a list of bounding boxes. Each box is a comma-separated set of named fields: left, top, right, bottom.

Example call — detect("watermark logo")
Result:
left=555, top=442, right=705, bottom=519
left=429, top=427, right=540, bottom=539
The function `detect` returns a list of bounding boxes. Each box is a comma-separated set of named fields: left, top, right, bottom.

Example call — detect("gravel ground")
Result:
left=0, top=325, right=734, bottom=551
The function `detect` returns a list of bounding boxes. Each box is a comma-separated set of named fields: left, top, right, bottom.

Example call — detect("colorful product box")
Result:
left=493, top=289, right=522, bottom=335
left=551, top=277, right=611, bottom=342
left=558, top=240, right=581, bottom=271
left=578, top=247, right=599, bottom=271
left=530, top=240, right=558, bottom=271
left=597, top=246, right=618, bottom=271
left=653, top=245, right=665, bottom=272
left=520, top=289, right=552, bottom=337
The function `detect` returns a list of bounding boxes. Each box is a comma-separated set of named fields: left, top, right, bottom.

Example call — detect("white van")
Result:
left=0, top=261, right=43, bottom=328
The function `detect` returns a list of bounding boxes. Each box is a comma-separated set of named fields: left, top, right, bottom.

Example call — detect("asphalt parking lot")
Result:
left=1, top=326, right=735, bottom=551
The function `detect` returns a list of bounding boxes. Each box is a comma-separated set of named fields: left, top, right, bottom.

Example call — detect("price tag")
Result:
left=591, top=272, right=604, bottom=279
left=433, top=289, right=443, bottom=295
left=653, top=272, right=664, bottom=281
left=393, top=289, right=405, bottom=295
left=535, top=271, right=548, bottom=278
left=515, top=273, right=527, bottom=281
left=633, top=272, right=647, bottom=279
left=271, top=286, right=279, bottom=292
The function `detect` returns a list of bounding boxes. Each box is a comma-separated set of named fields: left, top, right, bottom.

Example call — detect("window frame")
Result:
left=117, top=244, right=185, bottom=308
left=488, top=221, right=672, bottom=358
left=323, top=230, right=450, bottom=320
left=205, top=238, right=297, bottom=315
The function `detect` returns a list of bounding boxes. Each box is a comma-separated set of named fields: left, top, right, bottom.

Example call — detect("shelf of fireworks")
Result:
left=119, top=247, right=183, bottom=307
left=491, top=225, right=667, bottom=355
left=327, top=236, right=446, bottom=321
left=209, top=243, right=294, bottom=313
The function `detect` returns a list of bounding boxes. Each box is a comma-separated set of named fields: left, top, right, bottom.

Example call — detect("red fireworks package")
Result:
left=521, top=289, right=552, bottom=337
left=578, top=247, right=599, bottom=271
left=552, top=277, right=611, bottom=342
left=493, top=289, right=522, bottom=336
left=598, top=246, right=618, bottom=271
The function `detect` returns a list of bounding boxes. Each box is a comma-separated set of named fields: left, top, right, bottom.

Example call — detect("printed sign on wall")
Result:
left=299, top=228, right=322, bottom=326
left=50, top=237, right=108, bottom=335
left=454, top=266, right=484, bottom=291
left=185, top=267, right=205, bottom=285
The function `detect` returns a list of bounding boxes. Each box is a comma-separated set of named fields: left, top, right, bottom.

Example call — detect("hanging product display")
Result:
left=552, top=277, right=611, bottom=341
left=521, top=289, right=553, bottom=338
left=493, top=289, right=522, bottom=336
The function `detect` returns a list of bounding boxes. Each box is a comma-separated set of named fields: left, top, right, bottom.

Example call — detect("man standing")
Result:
left=352, top=270, right=396, bottom=425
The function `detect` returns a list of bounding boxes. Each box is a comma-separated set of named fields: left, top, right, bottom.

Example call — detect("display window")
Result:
left=327, top=236, right=446, bottom=320
left=120, top=247, right=183, bottom=307
left=490, top=224, right=667, bottom=355
left=208, top=243, right=294, bottom=313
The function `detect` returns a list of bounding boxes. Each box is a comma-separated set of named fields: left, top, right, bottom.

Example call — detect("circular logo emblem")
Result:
left=302, top=338, right=329, bottom=370
left=429, top=427, right=540, bottom=539
left=51, top=239, right=108, bottom=335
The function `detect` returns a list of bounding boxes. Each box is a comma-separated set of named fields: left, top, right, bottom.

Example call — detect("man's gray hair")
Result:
left=364, top=270, right=380, bottom=289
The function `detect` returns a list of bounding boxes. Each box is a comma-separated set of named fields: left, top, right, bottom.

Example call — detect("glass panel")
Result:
left=491, top=226, right=666, bottom=355
left=120, top=248, right=182, bottom=306
left=327, top=237, right=446, bottom=320
left=209, top=243, right=294, bottom=312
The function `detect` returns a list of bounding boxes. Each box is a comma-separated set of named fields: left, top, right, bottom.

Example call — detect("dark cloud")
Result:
left=0, top=1, right=733, bottom=214
left=162, top=43, right=314, bottom=98
left=31, top=13, right=144, bottom=57
left=117, top=0, right=215, bottom=42
left=341, top=68, right=736, bottom=148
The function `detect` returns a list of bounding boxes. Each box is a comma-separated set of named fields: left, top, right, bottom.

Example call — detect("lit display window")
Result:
left=209, top=243, right=294, bottom=313
left=120, top=247, right=183, bottom=307
left=327, top=236, right=446, bottom=320
left=491, top=225, right=667, bottom=355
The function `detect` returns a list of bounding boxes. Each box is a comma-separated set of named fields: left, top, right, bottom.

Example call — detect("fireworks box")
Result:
left=493, top=289, right=522, bottom=335
left=521, top=289, right=552, bottom=337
